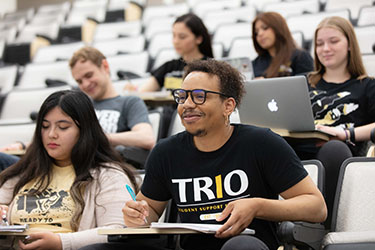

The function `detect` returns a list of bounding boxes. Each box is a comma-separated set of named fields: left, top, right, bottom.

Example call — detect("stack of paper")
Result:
left=150, top=222, right=255, bottom=235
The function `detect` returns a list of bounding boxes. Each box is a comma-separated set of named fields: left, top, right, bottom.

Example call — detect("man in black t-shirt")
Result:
left=83, top=60, right=327, bottom=250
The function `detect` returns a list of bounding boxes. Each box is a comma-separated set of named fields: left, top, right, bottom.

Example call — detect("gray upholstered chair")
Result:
left=321, top=157, right=375, bottom=250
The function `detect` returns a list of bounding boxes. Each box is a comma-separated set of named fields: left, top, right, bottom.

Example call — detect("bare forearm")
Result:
left=255, top=194, right=327, bottom=223
left=317, top=123, right=375, bottom=142
left=107, top=131, right=155, bottom=150
left=352, top=123, right=375, bottom=142
left=139, top=77, right=160, bottom=92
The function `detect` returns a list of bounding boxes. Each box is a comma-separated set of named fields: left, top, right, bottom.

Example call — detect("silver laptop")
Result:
left=238, top=75, right=316, bottom=132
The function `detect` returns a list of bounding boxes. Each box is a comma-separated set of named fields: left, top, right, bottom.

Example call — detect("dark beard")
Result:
left=188, top=129, right=207, bottom=137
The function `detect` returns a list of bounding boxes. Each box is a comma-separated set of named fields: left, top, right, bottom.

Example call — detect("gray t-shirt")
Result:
left=93, top=95, right=150, bottom=133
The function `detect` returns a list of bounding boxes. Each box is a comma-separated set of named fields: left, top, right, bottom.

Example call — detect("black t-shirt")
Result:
left=151, top=56, right=209, bottom=89
left=309, top=77, right=375, bottom=155
left=252, top=49, right=313, bottom=78
left=151, top=58, right=186, bottom=88
left=142, top=124, right=308, bottom=250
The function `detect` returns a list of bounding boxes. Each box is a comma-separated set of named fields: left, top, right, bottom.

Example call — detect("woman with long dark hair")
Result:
left=127, top=13, right=213, bottom=92
left=252, top=12, right=313, bottom=78
left=0, top=90, right=138, bottom=250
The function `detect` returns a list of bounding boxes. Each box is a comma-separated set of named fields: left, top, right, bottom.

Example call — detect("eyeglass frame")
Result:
left=171, top=88, right=231, bottom=105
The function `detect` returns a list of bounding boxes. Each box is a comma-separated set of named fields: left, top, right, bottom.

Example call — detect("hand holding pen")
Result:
left=123, top=184, right=149, bottom=226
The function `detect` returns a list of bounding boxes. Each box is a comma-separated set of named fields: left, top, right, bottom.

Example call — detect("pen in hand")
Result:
left=126, top=184, right=148, bottom=225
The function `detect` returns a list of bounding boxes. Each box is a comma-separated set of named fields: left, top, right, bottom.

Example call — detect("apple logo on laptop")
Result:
left=267, top=99, right=278, bottom=112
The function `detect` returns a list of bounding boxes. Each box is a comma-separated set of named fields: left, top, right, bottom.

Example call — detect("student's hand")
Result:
left=215, top=198, right=260, bottom=238
left=0, top=142, right=23, bottom=152
left=253, top=76, right=265, bottom=80
left=316, top=125, right=344, bottom=141
left=18, top=232, right=62, bottom=250
left=123, top=82, right=138, bottom=92
left=122, top=200, right=149, bottom=227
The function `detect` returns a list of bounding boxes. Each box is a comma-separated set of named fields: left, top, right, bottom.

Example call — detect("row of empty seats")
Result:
left=1, top=0, right=375, bottom=55
left=1, top=0, right=375, bottom=119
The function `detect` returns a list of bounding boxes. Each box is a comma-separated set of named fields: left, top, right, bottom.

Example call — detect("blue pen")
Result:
left=126, top=184, right=148, bottom=224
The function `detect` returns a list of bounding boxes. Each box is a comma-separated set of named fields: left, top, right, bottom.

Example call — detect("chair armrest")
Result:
left=278, top=221, right=327, bottom=250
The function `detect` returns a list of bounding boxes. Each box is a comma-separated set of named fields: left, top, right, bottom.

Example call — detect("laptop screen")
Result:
left=238, top=75, right=316, bottom=132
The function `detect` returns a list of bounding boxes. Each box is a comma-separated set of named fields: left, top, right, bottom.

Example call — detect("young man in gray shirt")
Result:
left=69, top=47, right=155, bottom=151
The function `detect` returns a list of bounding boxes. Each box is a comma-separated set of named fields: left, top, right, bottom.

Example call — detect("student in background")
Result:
left=0, top=90, right=138, bottom=250
left=126, top=13, right=213, bottom=92
left=69, top=47, right=155, bottom=153
left=297, top=16, right=375, bottom=228
left=251, top=12, right=313, bottom=78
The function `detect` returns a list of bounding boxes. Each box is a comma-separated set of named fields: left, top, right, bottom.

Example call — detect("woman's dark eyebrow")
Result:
left=56, top=120, right=73, bottom=125
left=42, top=119, right=72, bottom=124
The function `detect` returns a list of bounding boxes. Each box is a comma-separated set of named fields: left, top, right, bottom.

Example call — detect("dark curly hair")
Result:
left=183, top=59, right=245, bottom=107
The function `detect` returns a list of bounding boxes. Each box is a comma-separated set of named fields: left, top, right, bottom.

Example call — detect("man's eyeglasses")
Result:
left=171, top=89, right=230, bottom=105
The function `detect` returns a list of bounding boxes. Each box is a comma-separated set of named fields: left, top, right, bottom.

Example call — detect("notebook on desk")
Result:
left=238, top=76, right=333, bottom=137
left=98, top=222, right=255, bottom=235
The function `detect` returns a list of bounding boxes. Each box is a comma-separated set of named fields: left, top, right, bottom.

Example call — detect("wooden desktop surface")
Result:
left=271, top=129, right=331, bottom=142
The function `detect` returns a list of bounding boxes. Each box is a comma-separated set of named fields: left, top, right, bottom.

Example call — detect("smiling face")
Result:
left=71, top=59, right=111, bottom=101
left=42, top=107, right=80, bottom=167
left=254, top=19, right=276, bottom=52
left=316, top=27, right=349, bottom=71
left=172, top=22, right=202, bottom=57
left=177, top=72, right=228, bottom=137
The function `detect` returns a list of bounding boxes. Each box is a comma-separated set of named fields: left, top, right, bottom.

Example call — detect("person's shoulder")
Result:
left=0, top=175, right=20, bottom=189
left=252, top=56, right=260, bottom=63
left=235, top=124, right=273, bottom=140
left=293, top=48, right=312, bottom=59
left=236, top=124, right=286, bottom=145
left=124, top=94, right=143, bottom=102
left=294, top=48, right=309, bottom=55
left=153, top=131, right=188, bottom=151
left=253, top=53, right=269, bottom=62
left=90, top=164, right=126, bottom=179
left=359, top=77, right=375, bottom=90
left=115, top=95, right=144, bottom=107
left=162, top=58, right=185, bottom=67
left=343, top=76, right=375, bottom=86
left=361, top=76, right=375, bottom=84
left=152, top=58, right=185, bottom=76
